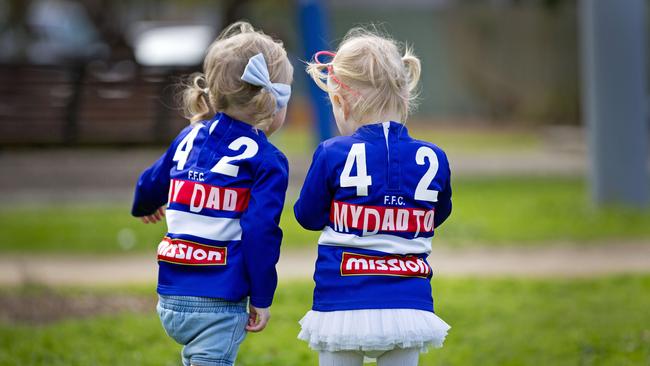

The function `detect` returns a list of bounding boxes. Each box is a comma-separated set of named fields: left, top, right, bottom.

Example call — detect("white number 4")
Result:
left=172, top=125, right=203, bottom=170
left=340, top=143, right=373, bottom=196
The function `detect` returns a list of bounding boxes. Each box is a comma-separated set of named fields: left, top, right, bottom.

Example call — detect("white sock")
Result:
left=319, top=350, right=364, bottom=366
left=376, top=348, right=420, bottom=366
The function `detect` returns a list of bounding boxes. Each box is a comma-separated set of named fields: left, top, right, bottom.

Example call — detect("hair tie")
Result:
left=202, top=88, right=209, bottom=95
left=241, top=53, right=291, bottom=110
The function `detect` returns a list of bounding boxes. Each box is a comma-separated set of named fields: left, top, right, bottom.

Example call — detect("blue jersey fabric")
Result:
left=294, top=121, right=452, bottom=312
left=132, top=113, right=289, bottom=308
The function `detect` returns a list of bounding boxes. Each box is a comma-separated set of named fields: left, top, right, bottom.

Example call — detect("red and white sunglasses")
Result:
left=314, top=51, right=360, bottom=96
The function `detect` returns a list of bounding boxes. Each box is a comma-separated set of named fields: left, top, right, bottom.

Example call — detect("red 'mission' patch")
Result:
left=157, top=237, right=227, bottom=266
left=340, top=252, right=431, bottom=278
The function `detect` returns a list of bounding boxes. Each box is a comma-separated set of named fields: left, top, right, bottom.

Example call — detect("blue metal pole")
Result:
left=580, top=0, right=649, bottom=207
left=298, top=0, right=334, bottom=142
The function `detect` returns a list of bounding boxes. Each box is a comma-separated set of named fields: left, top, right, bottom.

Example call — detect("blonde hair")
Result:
left=182, top=21, right=293, bottom=129
left=306, top=28, right=421, bottom=123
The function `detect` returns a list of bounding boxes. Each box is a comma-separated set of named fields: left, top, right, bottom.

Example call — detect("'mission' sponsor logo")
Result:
left=340, top=252, right=430, bottom=278
left=157, top=237, right=226, bottom=266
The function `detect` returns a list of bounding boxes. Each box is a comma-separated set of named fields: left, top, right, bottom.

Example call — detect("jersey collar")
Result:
left=210, top=113, right=267, bottom=140
left=353, top=121, right=410, bottom=140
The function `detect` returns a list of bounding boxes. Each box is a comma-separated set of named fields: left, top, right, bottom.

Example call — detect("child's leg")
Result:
left=319, top=351, right=364, bottom=366
left=376, top=348, right=420, bottom=366
left=157, top=295, right=248, bottom=366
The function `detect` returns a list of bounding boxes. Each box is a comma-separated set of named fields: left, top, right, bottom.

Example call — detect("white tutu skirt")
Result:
left=298, top=309, right=450, bottom=353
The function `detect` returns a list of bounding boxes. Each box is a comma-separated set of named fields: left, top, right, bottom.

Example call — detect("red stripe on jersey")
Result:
left=168, top=179, right=250, bottom=213
left=340, top=252, right=430, bottom=278
left=157, top=237, right=227, bottom=265
left=329, top=201, right=435, bottom=235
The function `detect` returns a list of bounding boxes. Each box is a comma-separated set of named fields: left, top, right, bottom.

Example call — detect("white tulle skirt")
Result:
left=298, top=309, right=450, bottom=353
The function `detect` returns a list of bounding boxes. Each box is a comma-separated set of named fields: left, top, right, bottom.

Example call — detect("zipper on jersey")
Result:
left=383, top=122, right=401, bottom=190
left=197, top=117, right=230, bottom=169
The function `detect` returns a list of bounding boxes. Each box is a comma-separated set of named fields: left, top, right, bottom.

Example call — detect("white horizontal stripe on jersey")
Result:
left=166, top=209, right=242, bottom=241
left=318, top=226, right=432, bottom=255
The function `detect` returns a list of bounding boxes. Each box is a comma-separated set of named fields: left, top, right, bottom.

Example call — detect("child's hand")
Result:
left=246, top=304, right=270, bottom=332
left=140, top=207, right=165, bottom=224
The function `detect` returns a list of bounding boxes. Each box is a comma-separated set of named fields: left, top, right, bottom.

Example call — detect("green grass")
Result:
left=0, top=203, right=165, bottom=254
left=439, top=176, right=650, bottom=245
left=1, top=276, right=648, bottom=365
left=1, top=177, right=649, bottom=253
left=270, top=125, right=541, bottom=156
left=407, top=125, right=542, bottom=153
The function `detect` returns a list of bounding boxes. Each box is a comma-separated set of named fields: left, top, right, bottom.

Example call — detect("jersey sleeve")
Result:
left=294, top=143, right=334, bottom=231
left=130, top=126, right=190, bottom=217
left=434, top=152, right=452, bottom=228
left=240, top=150, right=289, bottom=308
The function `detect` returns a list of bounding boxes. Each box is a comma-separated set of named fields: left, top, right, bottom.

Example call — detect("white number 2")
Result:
left=340, top=143, right=373, bottom=196
left=414, top=147, right=439, bottom=202
left=211, top=137, right=259, bottom=177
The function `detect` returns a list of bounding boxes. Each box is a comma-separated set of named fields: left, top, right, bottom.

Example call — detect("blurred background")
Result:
left=0, top=0, right=649, bottom=365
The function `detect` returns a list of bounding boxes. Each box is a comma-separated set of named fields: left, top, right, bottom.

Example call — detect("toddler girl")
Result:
left=295, top=28, right=452, bottom=366
left=131, top=21, right=292, bottom=366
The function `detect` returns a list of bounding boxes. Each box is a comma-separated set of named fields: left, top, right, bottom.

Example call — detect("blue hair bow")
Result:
left=241, top=53, right=291, bottom=110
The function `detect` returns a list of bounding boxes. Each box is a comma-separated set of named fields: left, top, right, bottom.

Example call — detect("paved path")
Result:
left=1, top=243, right=648, bottom=286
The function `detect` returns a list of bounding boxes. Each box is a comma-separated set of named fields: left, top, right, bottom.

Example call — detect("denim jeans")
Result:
left=157, top=295, right=248, bottom=366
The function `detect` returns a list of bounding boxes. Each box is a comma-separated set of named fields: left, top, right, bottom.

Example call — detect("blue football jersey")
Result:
left=294, top=121, right=452, bottom=312
left=132, top=113, right=289, bottom=308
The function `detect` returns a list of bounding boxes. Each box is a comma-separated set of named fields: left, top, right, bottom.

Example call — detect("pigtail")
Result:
left=182, top=73, right=214, bottom=123
left=305, top=62, right=331, bottom=93
left=249, top=89, right=277, bottom=131
left=401, top=47, right=421, bottom=118
left=402, top=47, right=421, bottom=96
